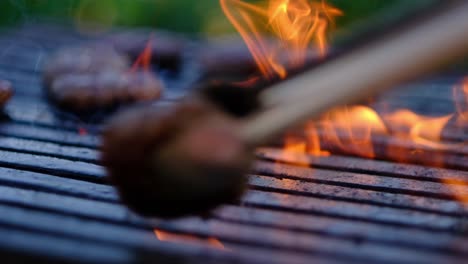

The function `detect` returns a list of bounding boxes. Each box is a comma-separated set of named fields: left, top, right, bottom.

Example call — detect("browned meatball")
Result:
left=43, top=44, right=130, bottom=87
left=101, top=99, right=252, bottom=218
left=49, top=70, right=164, bottom=113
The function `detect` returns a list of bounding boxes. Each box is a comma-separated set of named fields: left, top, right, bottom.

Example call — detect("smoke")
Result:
left=1, top=1, right=46, bottom=74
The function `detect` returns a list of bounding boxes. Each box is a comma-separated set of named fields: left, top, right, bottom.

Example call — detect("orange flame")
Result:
left=280, top=77, right=468, bottom=163
left=454, top=77, right=468, bottom=123
left=317, top=106, right=388, bottom=158
left=154, top=229, right=226, bottom=250
left=130, top=34, right=154, bottom=72
left=221, top=1, right=468, bottom=206
left=441, top=178, right=468, bottom=206
left=280, top=106, right=388, bottom=159
left=286, top=88, right=459, bottom=162
left=275, top=81, right=468, bottom=207
left=220, top=0, right=342, bottom=79
left=383, top=110, right=453, bottom=148
left=230, top=76, right=262, bottom=88
left=304, top=122, right=330, bottom=156
left=281, top=132, right=310, bottom=167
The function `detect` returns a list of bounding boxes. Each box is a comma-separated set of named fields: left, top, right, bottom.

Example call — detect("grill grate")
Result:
left=0, top=23, right=467, bottom=264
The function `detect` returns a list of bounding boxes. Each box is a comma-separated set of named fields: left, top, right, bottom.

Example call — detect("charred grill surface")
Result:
left=0, top=23, right=467, bottom=264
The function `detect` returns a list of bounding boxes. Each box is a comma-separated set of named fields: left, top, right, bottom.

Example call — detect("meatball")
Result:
left=43, top=44, right=130, bottom=87
left=49, top=70, right=164, bottom=113
left=101, top=99, right=252, bottom=218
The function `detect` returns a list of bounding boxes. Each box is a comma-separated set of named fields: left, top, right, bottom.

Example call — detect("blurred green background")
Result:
left=0, top=0, right=435, bottom=36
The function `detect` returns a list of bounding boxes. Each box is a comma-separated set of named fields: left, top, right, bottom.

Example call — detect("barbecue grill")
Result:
left=0, top=22, right=467, bottom=264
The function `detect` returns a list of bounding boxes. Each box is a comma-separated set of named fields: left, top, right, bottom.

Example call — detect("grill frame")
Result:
left=0, top=22, right=467, bottom=264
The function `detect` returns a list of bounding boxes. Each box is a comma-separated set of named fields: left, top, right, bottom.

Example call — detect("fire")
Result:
left=130, top=34, right=154, bottom=72
left=317, top=106, right=387, bottom=158
left=279, top=78, right=467, bottom=163
left=280, top=106, right=388, bottom=159
left=274, top=80, right=468, bottom=205
left=221, top=0, right=468, bottom=206
left=441, top=178, right=468, bottom=206
left=220, top=0, right=342, bottom=79
left=383, top=110, right=453, bottom=147
left=231, top=76, right=262, bottom=88
left=283, top=105, right=455, bottom=161
left=454, top=77, right=468, bottom=123
left=304, top=122, right=330, bottom=156
left=220, top=0, right=466, bottom=162
left=281, top=132, right=310, bottom=167
left=154, top=229, right=226, bottom=250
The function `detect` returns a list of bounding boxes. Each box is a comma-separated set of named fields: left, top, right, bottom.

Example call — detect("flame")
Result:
left=130, top=34, right=154, bottom=72
left=281, top=105, right=460, bottom=161
left=221, top=0, right=468, bottom=206
left=279, top=75, right=467, bottom=160
left=281, top=132, right=310, bottom=167
left=207, top=237, right=227, bottom=249
left=154, top=229, right=226, bottom=250
left=454, top=77, right=468, bottom=123
left=317, top=106, right=388, bottom=158
left=279, top=78, right=468, bottom=163
left=275, top=81, right=468, bottom=206
left=304, top=122, right=330, bottom=156
left=220, top=0, right=342, bottom=79
left=230, top=76, right=261, bottom=88
left=280, top=106, right=387, bottom=159
left=441, top=178, right=468, bottom=206
left=383, top=110, right=453, bottom=148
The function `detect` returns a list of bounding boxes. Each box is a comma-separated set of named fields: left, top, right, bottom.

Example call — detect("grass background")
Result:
left=0, top=0, right=435, bottom=36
